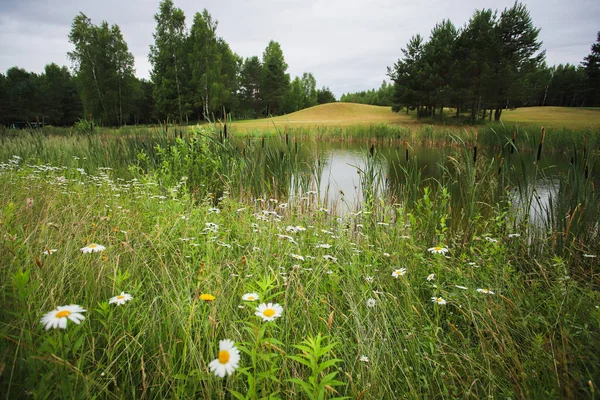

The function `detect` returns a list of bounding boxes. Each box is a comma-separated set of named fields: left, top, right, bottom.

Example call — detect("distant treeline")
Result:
left=340, top=3, right=600, bottom=121
left=0, top=0, right=336, bottom=127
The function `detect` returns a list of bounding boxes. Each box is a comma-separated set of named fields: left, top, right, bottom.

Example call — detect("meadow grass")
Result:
left=1, top=127, right=600, bottom=399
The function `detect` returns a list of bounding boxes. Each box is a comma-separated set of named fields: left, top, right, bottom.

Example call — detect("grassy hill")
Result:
left=227, top=103, right=600, bottom=134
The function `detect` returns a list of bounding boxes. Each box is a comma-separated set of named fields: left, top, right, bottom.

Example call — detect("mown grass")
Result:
left=1, top=127, right=600, bottom=399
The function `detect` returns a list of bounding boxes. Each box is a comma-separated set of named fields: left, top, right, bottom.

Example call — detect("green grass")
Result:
left=1, top=129, right=599, bottom=399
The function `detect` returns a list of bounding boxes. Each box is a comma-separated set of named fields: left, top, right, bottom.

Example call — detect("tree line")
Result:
left=341, top=3, right=600, bottom=120
left=0, top=0, right=336, bottom=127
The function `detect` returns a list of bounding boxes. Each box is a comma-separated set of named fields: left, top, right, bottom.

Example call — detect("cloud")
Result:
left=1, top=0, right=598, bottom=97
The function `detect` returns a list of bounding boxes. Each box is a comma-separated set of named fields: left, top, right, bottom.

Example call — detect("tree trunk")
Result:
left=494, top=108, right=502, bottom=121
left=488, top=107, right=492, bottom=122
left=456, top=105, right=460, bottom=118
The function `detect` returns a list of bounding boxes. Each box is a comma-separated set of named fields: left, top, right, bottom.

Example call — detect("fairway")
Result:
left=501, top=106, right=600, bottom=128
left=229, top=103, right=600, bottom=133
left=231, top=102, right=413, bottom=131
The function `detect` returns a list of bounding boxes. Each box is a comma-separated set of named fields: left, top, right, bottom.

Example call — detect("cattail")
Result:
left=511, top=127, right=517, bottom=154
left=473, top=131, right=478, bottom=164
left=497, top=157, right=504, bottom=175
left=405, top=140, right=409, bottom=162
left=370, top=142, right=374, bottom=157
left=536, top=127, right=546, bottom=162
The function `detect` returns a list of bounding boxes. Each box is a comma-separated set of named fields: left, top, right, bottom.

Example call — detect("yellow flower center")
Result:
left=56, top=310, right=71, bottom=318
left=263, top=308, right=276, bottom=317
left=218, top=350, right=230, bottom=364
left=434, top=246, right=442, bottom=251
left=200, top=294, right=215, bottom=301
left=248, top=296, right=255, bottom=301
left=117, top=295, right=125, bottom=300
left=89, top=244, right=97, bottom=248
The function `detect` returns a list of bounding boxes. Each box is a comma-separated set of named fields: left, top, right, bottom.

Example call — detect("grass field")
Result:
left=228, top=103, right=600, bottom=133
left=1, top=125, right=599, bottom=399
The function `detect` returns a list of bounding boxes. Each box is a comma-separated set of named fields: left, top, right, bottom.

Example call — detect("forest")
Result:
left=0, top=0, right=598, bottom=127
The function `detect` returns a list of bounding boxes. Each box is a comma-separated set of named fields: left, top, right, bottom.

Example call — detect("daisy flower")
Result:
left=42, top=249, right=58, bottom=255
left=40, top=304, right=86, bottom=330
left=431, top=297, right=447, bottom=305
left=508, top=233, right=521, bottom=238
left=454, top=285, right=468, bottom=290
left=290, top=253, right=305, bottom=261
left=428, top=246, right=448, bottom=255
left=360, top=355, right=370, bottom=362
left=208, top=339, right=240, bottom=377
left=255, top=303, right=283, bottom=322
left=323, top=255, right=338, bottom=262
left=427, top=273, right=435, bottom=281
left=200, top=293, right=216, bottom=301
left=366, top=298, right=376, bottom=308
left=109, top=292, right=133, bottom=306
left=476, top=288, right=495, bottom=295
left=364, top=276, right=374, bottom=283
left=80, top=243, right=106, bottom=253
left=391, top=268, right=407, bottom=278
left=242, top=293, right=259, bottom=301
left=208, top=207, right=220, bottom=214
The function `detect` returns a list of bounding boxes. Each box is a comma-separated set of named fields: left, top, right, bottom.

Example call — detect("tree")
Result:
left=387, top=34, right=427, bottom=114
left=68, top=13, right=136, bottom=126
left=261, top=41, right=290, bottom=115
left=284, top=76, right=305, bottom=113
left=301, top=72, right=318, bottom=107
left=42, top=63, right=82, bottom=125
left=149, top=0, right=189, bottom=123
left=490, top=2, right=544, bottom=120
left=316, top=86, right=336, bottom=104
left=582, top=31, right=600, bottom=106
left=239, top=56, right=262, bottom=118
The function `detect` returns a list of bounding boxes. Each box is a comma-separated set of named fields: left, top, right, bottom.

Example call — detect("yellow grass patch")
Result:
left=501, top=106, right=600, bottom=128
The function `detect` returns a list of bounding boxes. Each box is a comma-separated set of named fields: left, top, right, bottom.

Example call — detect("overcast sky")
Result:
left=1, top=0, right=598, bottom=97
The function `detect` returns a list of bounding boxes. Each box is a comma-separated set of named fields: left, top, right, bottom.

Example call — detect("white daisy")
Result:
left=431, top=297, right=447, bottom=305
left=208, top=339, right=240, bottom=377
left=290, top=253, right=305, bottom=261
left=364, top=276, right=374, bottom=283
left=40, top=304, right=86, bottom=330
left=508, top=233, right=521, bottom=238
left=428, top=246, right=448, bottom=254
left=366, top=298, right=376, bottom=308
left=80, top=243, right=106, bottom=253
left=42, top=249, right=58, bottom=255
left=109, top=292, right=133, bottom=306
left=208, top=207, right=220, bottom=214
left=476, top=288, right=495, bottom=295
left=242, top=293, right=259, bottom=301
left=455, top=285, right=468, bottom=290
left=391, top=268, right=407, bottom=278
left=255, top=303, right=283, bottom=322
left=360, top=355, right=369, bottom=362
left=323, top=255, right=338, bottom=262
left=427, top=273, right=435, bottom=281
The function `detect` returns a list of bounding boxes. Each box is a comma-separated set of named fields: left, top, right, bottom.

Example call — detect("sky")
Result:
left=0, top=0, right=598, bottom=98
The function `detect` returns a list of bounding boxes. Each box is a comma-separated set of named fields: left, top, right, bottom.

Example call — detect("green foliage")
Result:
left=287, top=334, right=346, bottom=400
left=68, top=13, right=137, bottom=126
left=261, top=41, right=291, bottom=115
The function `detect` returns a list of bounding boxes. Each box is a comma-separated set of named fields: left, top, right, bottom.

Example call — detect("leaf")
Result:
left=288, top=355, right=312, bottom=369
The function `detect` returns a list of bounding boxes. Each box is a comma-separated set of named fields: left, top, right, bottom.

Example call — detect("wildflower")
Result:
left=109, top=292, right=133, bottom=306
left=242, top=293, right=259, bottom=301
left=476, top=288, right=495, bottom=295
left=290, top=253, right=305, bottom=261
left=80, top=243, right=106, bottom=253
left=323, top=255, right=338, bottom=262
left=278, top=203, right=288, bottom=209
left=40, top=304, right=86, bottom=330
left=485, top=236, right=498, bottom=243
left=360, top=355, right=370, bottom=362
left=508, top=233, right=521, bottom=238
left=431, top=297, right=447, bottom=305
left=255, top=303, right=283, bottom=322
left=391, top=268, right=407, bottom=278
left=454, top=285, right=468, bottom=290
left=428, top=246, right=448, bottom=255
left=364, top=276, right=374, bottom=283
left=42, top=249, right=58, bottom=255
left=427, top=273, right=435, bottom=281
left=383, top=252, right=391, bottom=257
left=200, top=293, right=216, bottom=301
left=315, top=243, right=332, bottom=249
left=366, top=298, right=376, bottom=308
left=208, top=207, right=220, bottom=214
left=208, top=339, right=240, bottom=378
